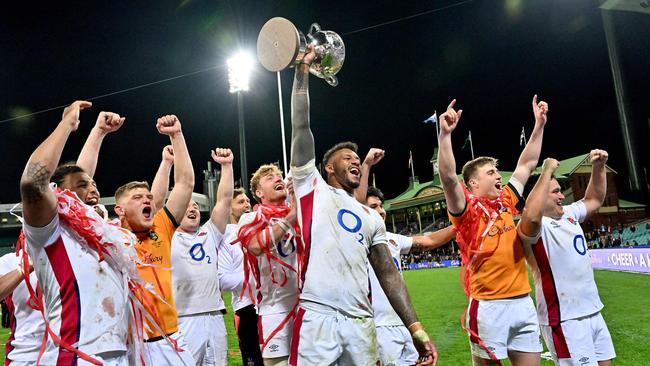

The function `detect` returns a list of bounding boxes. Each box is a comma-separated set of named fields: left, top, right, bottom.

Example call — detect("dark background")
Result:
left=1, top=0, right=648, bottom=203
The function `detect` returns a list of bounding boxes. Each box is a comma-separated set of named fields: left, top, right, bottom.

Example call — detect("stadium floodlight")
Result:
left=227, top=52, right=254, bottom=93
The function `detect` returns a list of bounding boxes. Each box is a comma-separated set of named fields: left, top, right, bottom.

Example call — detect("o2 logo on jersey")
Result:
left=337, top=209, right=365, bottom=246
left=277, top=239, right=296, bottom=258
left=189, top=243, right=212, bottom=263
left=573, top=235, right=587, bottom=256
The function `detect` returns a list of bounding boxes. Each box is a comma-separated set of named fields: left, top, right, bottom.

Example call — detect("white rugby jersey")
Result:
left=23, top=215, right=128, bottom=364
left=172, top=220, right=225, bottom=316
left=238, top=212, right=299, bottom=316
left=0, top=253, right=44, bottom=363
left=292, top=160, right=388, bottom=318
left=217, top=224, right=254, bottom=311
left=521, top=201, right=604, bottom=325
left=368, top=231, right=413, bottom=327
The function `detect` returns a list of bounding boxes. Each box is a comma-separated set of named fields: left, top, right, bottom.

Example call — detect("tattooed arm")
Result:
left=370, top=244, right=438, bottom=365
left=20, top=101, right=92, bottom=227
left=290, top=47, right=316, bottom=168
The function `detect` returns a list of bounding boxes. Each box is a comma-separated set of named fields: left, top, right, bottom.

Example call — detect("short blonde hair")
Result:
left=461, top=157, right=498, bottom=187
left=114, top=181, right=150, bottom=202
left=250, top=164, right=282, bottom=203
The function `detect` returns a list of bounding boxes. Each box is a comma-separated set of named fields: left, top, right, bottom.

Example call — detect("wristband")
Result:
left=412, top=329, right=431, bottom=344
left=408, top=321, right=423, bottom=334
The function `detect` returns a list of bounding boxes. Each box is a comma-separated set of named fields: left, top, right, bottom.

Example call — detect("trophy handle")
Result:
left=309, top=23, right=321, bottom=34
left=308, top=23, right=321, bottom=40
left=325, top=75, right=338, bottom=87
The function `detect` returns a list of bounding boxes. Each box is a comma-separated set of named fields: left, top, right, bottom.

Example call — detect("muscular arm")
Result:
left=437, top=100, right=465, bottom=215
left=519, top=159, right=557, bottom=237
left=77, top=111, right=125, bottom=178
left=290, top=63, right=315, bottom=168
left=21, top=101, right=92, bottom=227
left=512, top=95, right=548, bottom=185
left=583, top=150, right=608, bottom=216
left=76, top=129, right=106, bottom=178
left=160, top=117, right=195, bottom=223
left=210, top=149, right=234, bottom=233
left=370, top=244, right=419, bottom=328
left=410, top=226, right=456, bottom=253
left=150, top=146, right=173, bottom=212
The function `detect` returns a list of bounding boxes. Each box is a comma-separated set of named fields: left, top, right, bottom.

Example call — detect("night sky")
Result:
left=1, top=0, right=649, bottom=205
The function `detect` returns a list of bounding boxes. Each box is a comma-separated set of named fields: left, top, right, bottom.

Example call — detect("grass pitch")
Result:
left=2, top=268, right=648, bottom=365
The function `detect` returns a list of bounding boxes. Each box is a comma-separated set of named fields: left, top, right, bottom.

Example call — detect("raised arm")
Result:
left=290, top=47, right=316, bottom=167
left=20, top=101, right=92, bottom=227
left=519, top=158, right=559, bottom=237
left=354, top=148, right=385, bottom=203
left=370, top=244, right=438, bottom=365
left=210, top=148, right=234, bottom=233
left=410, top=226, right=456, bottom=252
left=512, top=95, right=548, bottom=185
left=157, top=115, right=194, bottom=223
left=150, top=145, right=174, bottom=212
left=76, top=111, right=125, bottom=178
left=583, top=149, right=608, bottom=216
left=437, top=100, right=465, bottom=215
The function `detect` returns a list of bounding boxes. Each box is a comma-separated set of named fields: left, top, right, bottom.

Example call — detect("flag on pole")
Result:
left=462, top=132, right=471, bottom=150
left=423, top=111, right=438, bottom=125
left=408, top=150, right=413, bottom=168
left=520, top=126, right=526, bottom=146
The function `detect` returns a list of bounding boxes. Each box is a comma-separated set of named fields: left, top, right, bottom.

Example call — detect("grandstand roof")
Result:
left=619, top=199, right=647, bottom=209
left=384, top=171, right=513, bottom=212
left=533, top=153, right=617, bottom=178
left=384, top=153, right=618, bottom=213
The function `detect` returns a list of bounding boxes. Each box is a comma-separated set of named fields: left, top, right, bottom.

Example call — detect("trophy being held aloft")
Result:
left=257, top=17, right=345, bottom=86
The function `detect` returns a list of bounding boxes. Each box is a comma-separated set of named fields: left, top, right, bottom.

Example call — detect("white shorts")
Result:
left=78, top=352, right=128, bottom=366
left=376, top=325, right=418, bottom=366
left=143, top=331, right=197, bottom=366
left=178, top=312, right=228, bottom=366
left=289, top=303, right=379, bottom=366
left=259, top=311, right=294, bottom=358
left=541, top=312, right=616, bottom=365
left=466, top=296, right=542, bottom=360
left=37, top=351, right=128, bottom=366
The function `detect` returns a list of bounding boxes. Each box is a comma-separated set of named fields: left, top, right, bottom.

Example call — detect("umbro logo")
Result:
left=579, top=356, right=590, bottom=364
left=198, top=231, right=207, bottom=237
left=388, top=239, right=398, bottom=247
left=149, top=231, right=159, bottom=241
left=550, top=221, right=561, bottom=228
left=269, top=344, right=279, bottom=352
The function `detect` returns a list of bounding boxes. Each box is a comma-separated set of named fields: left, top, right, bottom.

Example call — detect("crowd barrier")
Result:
left=590, top=247, right=650, bottom=273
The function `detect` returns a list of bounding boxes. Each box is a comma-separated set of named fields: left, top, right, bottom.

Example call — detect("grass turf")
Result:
left=2, top=268, right=648, bottom=365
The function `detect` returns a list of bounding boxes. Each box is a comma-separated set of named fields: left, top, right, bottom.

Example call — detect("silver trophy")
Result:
left=257, top=17, right=345, bottom=86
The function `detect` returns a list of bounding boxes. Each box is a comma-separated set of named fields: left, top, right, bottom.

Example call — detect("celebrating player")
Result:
left=518, top=151, right=616, bottom=365
left=437, top=96, right=548, bottom=365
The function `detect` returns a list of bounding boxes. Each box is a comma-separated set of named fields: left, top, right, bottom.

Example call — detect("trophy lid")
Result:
left=257, top=17, right=301, bottom=72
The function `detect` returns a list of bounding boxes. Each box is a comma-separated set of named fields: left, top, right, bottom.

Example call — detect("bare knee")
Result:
left=508, top=350, right=540, bottom=366
left=264, top=356, right=289, bottom=366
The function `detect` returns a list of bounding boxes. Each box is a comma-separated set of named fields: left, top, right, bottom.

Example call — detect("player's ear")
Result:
left=114, top=204, right=125, bottom=217
left=324, top=163, right=335, bottom=175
